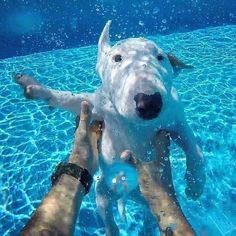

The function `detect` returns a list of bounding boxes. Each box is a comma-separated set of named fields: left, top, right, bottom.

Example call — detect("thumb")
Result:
left=120, top=150, right=140, bottom=167
left=76, top=101, right=91, bottom=136
left=79, top=101, right=90, bottom=124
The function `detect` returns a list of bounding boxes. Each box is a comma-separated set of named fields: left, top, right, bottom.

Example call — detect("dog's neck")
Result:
left=100, top=108, right=158, bottom=163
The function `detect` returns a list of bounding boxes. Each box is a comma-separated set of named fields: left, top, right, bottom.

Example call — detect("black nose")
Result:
left=134, top=92, right=162, bottom=120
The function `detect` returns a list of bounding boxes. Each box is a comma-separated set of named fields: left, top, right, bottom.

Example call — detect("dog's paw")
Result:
left=24, top=85, right=51, bottom=100
left=185, top=168, right=206, bottom=200
left=13, top=73, right=41, bottom=88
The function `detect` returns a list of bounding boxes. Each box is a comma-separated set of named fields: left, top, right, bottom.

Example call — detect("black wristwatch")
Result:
left=51, top=162, right=93, bottom=195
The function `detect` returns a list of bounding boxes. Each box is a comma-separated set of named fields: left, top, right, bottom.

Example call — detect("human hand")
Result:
left=120, top=130, right=172, bottom=197
left=69, top=101, right=103, bottom=175
left=120, top=133, right=196, bottom=235
left=119, top=130, right=170, bottom=175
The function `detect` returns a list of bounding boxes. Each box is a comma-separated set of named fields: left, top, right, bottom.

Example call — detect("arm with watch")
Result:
left=20, top=101, right=194, bottom=236
left=20, top=101, right=103, bottom=236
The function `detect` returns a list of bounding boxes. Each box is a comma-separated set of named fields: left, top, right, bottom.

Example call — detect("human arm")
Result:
left=121, top=131, right=196, bottom=236
left=20, top=101, right=103, bottom=236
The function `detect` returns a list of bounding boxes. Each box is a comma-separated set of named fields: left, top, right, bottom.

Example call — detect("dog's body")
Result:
left=15, top=21, right=205, bottom=235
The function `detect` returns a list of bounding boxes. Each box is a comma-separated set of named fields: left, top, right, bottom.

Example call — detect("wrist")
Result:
left=68, top=155, right=94, bottom=176
left=51, top=162, right=93, bottom=195
left=68, top=157, right=86, bottom=171
left=57, top=174, right=85, bottom=195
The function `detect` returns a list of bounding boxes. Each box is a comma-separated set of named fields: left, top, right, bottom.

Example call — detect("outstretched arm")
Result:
left=121, top=131, right=195, bottom=236
left=20, top=101, right=103, bottom=236
left=14, top=74, right=95, bottom=115
left=170, top=120, right=206, bottom=200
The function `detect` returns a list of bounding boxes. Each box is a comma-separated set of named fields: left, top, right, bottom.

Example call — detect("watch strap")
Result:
left=51, top=162, right=93, bottom=195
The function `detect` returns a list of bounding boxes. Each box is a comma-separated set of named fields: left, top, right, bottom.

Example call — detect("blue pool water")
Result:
left=0, top=0, right=236, bottom=59
left=0, top=24, right=236, bottom=235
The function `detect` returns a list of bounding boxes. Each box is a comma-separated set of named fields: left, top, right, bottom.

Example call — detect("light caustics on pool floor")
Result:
left=0, top=25, right=236, bottom=236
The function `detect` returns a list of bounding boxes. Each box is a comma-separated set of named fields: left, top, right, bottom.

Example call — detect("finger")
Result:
left=120, top=150, right=139, bottom=167
left=90, top=120, right=104, bottom=154
left=77, top=101, right=91, bottom=134
left=75, top=115, right=80, bottom=131
left=90, top=120, right=103, bottom=133
left=79, top=101, right=90, bottom=122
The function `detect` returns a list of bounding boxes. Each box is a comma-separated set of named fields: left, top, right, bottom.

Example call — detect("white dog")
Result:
left=15, top=21, right=205, bottom=235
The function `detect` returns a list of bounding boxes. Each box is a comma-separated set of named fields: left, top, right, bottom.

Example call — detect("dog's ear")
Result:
left=167, top=53, right=193, bottom=75
left=98, top=20, right=111, bottom=59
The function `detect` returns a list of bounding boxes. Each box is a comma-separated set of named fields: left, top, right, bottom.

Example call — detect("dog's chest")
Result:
left=101, top=120, right=157, bottom=164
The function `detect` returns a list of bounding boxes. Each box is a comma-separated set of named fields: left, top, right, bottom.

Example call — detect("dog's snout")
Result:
left=134, top=92, right=162, bottom=120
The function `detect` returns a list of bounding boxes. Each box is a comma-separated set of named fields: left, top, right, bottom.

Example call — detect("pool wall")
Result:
left=0, top=0, right=236, bottom=59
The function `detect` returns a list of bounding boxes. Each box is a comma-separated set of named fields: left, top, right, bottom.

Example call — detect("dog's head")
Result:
left=96, top=21, right=193, bottom=122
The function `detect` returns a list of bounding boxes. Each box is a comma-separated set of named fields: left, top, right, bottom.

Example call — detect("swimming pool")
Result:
left=0, top=24, right=235, bottom=235
left=1, top=0, right=235, bottom=59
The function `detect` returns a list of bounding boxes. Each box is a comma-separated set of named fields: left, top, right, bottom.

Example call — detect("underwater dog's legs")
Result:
left=170, top=121, right=206, bottom=200
left=95, top=177, right=119, bottom=236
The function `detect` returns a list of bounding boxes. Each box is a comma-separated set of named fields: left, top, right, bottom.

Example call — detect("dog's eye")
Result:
left=113, top=54, right=122, bottom=62
left=157, top=54, right=164, bottom=61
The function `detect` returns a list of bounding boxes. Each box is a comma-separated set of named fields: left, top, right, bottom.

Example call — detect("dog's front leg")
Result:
left=170, top=121, right=206, bottom=200
left=38, top=88, right=94, bottom=114
left=95, top=176, right=119, bottom=236
left=14, top=74, right=94, bottom=114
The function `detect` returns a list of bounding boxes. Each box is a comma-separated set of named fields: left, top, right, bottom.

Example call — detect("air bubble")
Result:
left=153, top=7, right=160, bottom=14
left=139, top=21, right=144, bottom=26
left=162, top=19, right=167, bottom=24
left=146, top=150, right=152, bottom=160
